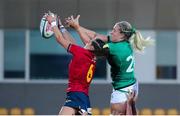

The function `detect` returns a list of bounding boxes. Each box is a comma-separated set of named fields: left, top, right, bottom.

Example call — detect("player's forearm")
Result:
left=52, top=26, right=70, bottom=49
left=77, top=26, right=108, bottom=42
left=59, top=25, right=76, bottom=44
left=76, top=26, right=92, bottom=44
left=78, top=26, right=96, bottom=39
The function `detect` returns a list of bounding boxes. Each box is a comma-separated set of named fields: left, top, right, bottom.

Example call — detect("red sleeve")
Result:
left=67, top=44, right=83, bottom=55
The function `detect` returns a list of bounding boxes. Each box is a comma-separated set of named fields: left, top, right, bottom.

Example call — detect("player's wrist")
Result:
left=75, top=25, right=80, bottom=30
left=76, top=26, right=82, bottom=32
left=59, top=25, right=67, bottom=33
left=59, top=25, right=64, bottom=28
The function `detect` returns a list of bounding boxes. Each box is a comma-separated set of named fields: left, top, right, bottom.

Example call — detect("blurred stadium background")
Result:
left=0, top=0, right=180, bottom=115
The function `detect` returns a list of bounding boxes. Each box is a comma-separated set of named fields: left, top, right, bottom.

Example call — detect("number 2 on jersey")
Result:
left=126, top=55, right=134, bottom=73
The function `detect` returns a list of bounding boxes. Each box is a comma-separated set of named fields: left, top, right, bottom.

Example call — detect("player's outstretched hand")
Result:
left=65, top=15, right=80, bottom=29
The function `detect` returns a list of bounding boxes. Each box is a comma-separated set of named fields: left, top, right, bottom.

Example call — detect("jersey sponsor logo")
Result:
left=86, top=64, right=95, bottom=83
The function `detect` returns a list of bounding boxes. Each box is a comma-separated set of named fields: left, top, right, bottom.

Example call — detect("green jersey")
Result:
left=106, top=41, right=136, bottom=89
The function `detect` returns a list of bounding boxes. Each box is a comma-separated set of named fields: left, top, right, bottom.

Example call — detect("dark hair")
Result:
left=91, top=38, right=107, bottom=57
left=91, top=39, right=105, bottom=51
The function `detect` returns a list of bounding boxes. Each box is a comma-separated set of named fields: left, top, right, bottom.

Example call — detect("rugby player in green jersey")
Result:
left=66, top=15, right=154, bottom=115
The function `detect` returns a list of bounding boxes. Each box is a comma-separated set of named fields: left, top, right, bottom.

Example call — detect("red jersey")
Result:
left=66, top=44, right=96, bottom=95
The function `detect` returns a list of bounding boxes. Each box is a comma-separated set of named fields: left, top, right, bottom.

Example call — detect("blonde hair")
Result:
left=129, top=31, right=154, bottom=53
left=117, top=21, right=154, bottom=53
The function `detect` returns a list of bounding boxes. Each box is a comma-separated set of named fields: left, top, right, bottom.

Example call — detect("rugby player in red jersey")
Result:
left=45, top=12, right=106, bottom=115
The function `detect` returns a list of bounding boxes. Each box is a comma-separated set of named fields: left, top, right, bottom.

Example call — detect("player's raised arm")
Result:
left=46, top=13, right=71, bottom=50
left=57, top=16, right=76, bottom=44
left=65, top=15, right=108, bottom=44
left=65, top=15, right=92, bottom=45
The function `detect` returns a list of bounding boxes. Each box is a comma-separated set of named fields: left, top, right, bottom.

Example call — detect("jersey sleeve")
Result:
left=67, top=44, right=77, bottom=55
left=67, top=44, right=83, bottom=56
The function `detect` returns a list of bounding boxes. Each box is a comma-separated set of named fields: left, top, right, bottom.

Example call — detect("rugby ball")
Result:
left=40, top=16, right=54, bottom=39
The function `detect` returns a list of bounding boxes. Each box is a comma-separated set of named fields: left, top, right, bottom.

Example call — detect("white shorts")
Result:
left=110, top=81, right=139, bottom=103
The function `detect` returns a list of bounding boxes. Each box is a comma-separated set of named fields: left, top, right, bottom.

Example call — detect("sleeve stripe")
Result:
left=67, top=44, right=72, bottom=52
